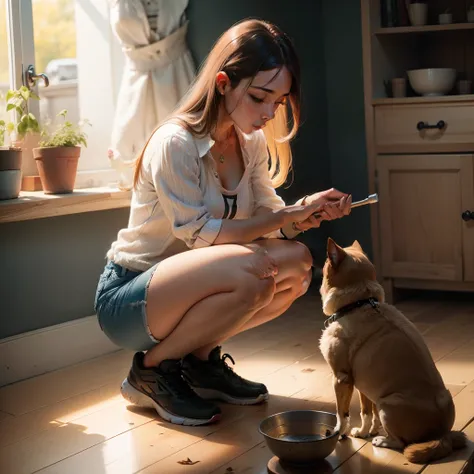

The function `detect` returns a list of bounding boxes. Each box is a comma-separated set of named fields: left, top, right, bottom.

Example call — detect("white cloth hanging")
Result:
left=108, top=0, right=195, bottom=186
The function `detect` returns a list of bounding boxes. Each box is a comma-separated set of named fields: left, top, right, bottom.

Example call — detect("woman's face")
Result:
left=220, top=67, right=292, bottom=134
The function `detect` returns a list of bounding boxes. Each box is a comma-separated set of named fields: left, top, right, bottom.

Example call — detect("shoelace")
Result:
left=220, top=353, right=245, bottom=382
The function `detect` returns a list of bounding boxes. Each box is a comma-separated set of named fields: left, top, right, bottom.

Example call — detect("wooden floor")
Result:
left=1, top=288, right=474, bottom=474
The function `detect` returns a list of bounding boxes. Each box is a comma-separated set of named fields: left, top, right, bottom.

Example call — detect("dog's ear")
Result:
left=352, top=240, right=363, bottom=251
left=327, top=238, right=346, bottom=269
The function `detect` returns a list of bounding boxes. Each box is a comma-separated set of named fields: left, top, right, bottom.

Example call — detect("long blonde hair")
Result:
left=133, top=18, right=301, bottom=189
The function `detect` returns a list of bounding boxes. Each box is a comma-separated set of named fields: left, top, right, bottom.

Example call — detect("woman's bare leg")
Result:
left=121, top=239, right=312, bottom=423
left=192, top=239, right=313, bottom=358
left=143, top=243, right=277, bottom=367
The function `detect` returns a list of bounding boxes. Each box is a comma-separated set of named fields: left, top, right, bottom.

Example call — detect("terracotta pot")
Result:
left=33, top=146, right=80, bottom=194
left=0, top=147, right=22, bottom=171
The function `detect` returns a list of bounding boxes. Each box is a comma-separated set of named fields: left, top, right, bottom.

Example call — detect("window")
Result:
left=3, top=0, right=125, bottom=188
left=0, top=0, right=11, bottom=124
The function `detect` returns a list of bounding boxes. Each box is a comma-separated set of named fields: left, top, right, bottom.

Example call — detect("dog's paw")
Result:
left=351, top=427, right=370, bottom=438
left=372, top=436, right=404, bottom=449
left=372, top=436, right=389, bottom=447
left=335, top=415, right=351, bottom=438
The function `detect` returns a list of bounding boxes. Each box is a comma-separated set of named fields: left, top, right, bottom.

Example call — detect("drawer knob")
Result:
left=417, top=120, right=446, bottom=131
left=462, top=211, right=474, bottom=221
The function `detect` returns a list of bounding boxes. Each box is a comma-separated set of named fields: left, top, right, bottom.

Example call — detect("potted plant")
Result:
left=0, top=86, right=40, bottom=200
left=33, top=109, right=90, bottom=194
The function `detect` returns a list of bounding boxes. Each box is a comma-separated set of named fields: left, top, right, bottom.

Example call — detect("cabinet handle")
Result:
left=416, top=120, right=446, bottom=131
left=462, top=211, right=474, bottom=221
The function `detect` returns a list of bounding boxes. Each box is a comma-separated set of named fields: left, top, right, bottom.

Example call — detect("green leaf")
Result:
left=6, top=103, right=15, bottom=112
left=5, top=90, right=13, bottom=101
left=17, top=121, right=27, bottom=136
left=20, top=89, right=30, bottom=101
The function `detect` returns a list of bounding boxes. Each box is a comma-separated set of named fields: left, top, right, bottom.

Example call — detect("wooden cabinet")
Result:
left=360, top=0, right=474, bottom=300
left=374, top=101, right=474, bottom=154
left=377, top=154, right=474, bottom=282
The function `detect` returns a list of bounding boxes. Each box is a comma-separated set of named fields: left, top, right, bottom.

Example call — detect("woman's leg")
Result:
left=191, top=239, right=313, bottom=358
left=143, top=243, right=277, bottom=366
left=122, top=243, right=276, bottom=424
left=122, top=239, right=311, bottom=424
left=180, top=240, right=313, bottom=405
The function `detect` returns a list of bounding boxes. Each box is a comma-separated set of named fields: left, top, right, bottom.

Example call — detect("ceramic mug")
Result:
left=409, top=3, right=428, bottom=26
left=392, top=78, right=407, bottom=98
left=439, top=12, right=452, bottom=24
left=457, top=80, right=472, bottom=95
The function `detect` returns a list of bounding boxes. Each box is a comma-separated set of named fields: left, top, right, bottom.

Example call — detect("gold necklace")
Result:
left=213, top=127, right=234, bottom=164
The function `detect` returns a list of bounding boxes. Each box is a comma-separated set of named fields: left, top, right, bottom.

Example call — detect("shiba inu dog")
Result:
left=318, top=238, right=466, bottom=464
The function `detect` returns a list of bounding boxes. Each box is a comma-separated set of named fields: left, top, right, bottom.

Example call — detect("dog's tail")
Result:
left=404, top=431, right=467, bottom=464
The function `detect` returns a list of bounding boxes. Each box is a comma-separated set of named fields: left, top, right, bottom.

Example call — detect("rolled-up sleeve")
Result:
left=150, top=134, right=222, bottom=249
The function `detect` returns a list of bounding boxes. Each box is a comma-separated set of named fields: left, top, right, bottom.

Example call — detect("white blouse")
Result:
left=107, top=124, right=300, bottom=271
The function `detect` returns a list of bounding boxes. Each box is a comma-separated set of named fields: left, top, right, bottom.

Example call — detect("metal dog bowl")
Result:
left=259, top=410, right=339, bottom=465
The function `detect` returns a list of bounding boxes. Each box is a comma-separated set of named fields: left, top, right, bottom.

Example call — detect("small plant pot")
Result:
left=0, top=148, right=22, bottom=199
left=33, top=146, right=80, bottom=194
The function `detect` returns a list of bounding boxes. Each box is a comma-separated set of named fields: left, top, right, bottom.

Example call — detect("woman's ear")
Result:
left=215, top=71, right=230, bottom=95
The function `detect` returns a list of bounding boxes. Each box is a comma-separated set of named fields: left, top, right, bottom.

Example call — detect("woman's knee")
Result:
left=291, top=241, right=313, bottom=271
left=235, top=274, right=276, bottom=312
left=296, top=268, right=313, bottom=298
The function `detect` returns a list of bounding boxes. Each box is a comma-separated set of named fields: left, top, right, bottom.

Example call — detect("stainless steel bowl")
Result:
left=259, top=410, right=339, bottom=465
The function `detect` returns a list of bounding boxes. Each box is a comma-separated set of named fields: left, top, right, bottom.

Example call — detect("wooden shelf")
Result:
left=372, top=94, right=474, bottom=105
left=0, top=186, right=131, bottom=224
left=375, top=22, right=474, bottom=35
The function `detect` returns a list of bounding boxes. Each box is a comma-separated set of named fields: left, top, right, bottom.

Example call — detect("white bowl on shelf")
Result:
left=407, top=68, right=457, bottom=96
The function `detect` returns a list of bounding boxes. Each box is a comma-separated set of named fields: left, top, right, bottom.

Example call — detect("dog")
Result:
left=318, top=238, right=466, bottom=464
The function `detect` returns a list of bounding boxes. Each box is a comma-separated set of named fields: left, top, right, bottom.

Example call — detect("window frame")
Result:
left=5, top=0, right=121, bottom=190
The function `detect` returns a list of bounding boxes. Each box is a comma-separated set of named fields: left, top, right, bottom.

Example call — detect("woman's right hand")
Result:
left=278, top=202, right=324, bottom=227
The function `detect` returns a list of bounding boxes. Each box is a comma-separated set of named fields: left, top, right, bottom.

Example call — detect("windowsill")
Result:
left=0, top=186, right=132, bottom=224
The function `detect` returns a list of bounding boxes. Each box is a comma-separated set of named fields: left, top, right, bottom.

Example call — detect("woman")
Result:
left=95, top=18, right=352, bottom=427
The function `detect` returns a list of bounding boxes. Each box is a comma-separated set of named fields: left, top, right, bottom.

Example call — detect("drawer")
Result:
left=374, top=102, right=474, bottom=153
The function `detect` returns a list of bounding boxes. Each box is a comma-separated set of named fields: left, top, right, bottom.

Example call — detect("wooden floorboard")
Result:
left=0, top=290, right=473, bottom=474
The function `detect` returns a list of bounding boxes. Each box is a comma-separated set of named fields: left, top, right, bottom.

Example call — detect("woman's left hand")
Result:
left=294, top=191, right=352, bottom=231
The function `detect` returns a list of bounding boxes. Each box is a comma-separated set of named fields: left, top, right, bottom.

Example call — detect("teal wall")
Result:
left=322, top=0, right=371, bottom=258
left=0, top=0, right=370, bottom=339
left=0, top=210, right=129, bottom=338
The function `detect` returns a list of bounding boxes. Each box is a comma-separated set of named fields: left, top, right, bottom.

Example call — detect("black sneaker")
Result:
left=120, top=352, right=221, bottom=426
left=182, top=346, right=269, bottom=405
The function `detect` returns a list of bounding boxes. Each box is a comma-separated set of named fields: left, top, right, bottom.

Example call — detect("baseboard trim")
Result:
left=0, top=316, right=120, bottom=387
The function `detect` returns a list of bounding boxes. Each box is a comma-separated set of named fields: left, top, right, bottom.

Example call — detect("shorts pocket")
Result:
left=94, top=267, right=113, bottom=311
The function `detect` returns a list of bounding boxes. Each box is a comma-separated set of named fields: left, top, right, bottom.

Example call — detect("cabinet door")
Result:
left=462, top=157, right=474, bottom=282
left=377, top=155, right=473, bottom=281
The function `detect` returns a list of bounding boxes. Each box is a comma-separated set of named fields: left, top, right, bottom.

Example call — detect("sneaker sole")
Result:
left=120, top=378, right=221, bottom=426
left=192, top=387, right=269, bottom=405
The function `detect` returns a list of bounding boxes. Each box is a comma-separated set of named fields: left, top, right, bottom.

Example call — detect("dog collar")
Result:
left=324, top=297, right=379, bottom=328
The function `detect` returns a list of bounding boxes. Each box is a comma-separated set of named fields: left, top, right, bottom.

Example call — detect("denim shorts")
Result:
left=94, top=260, right=160, bottom=352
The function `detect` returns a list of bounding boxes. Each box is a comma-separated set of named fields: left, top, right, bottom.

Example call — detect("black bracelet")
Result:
left=280, top=227, right=290, bottom=240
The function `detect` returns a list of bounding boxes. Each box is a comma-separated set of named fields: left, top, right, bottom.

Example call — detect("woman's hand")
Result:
left=295, top=189, right=352, bottom=232
left=278, top=202, right=327, bottom=228
left=305, top=188, right=352, bottom=210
